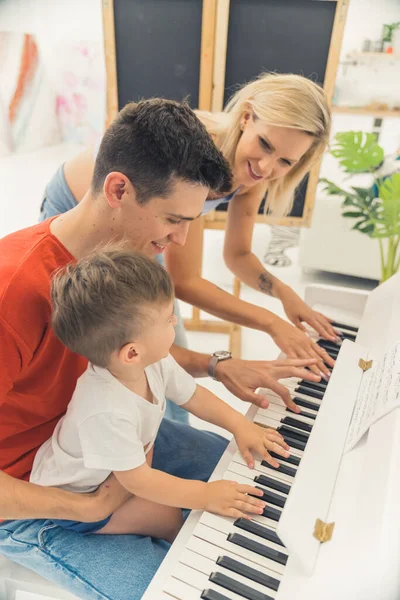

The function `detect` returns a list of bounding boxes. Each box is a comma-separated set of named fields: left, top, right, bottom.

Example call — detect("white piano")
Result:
left=143, top=274, right=400, bottom=600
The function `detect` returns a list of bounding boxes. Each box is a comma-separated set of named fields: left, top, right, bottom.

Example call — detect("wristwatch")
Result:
left=208, top=350, right=232, bottom=380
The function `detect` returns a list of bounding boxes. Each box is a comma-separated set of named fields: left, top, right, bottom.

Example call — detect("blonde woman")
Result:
left=167, top=73, right=338, bottom=377
left=40, top=74, right=336, bottom=396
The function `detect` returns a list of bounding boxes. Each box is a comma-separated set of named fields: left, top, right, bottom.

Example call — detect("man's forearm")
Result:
left=174, top=276, right=278, bottom=333
left=0, top=471, right=90, bottom=520
left=0, top=471, right=130, bottom=522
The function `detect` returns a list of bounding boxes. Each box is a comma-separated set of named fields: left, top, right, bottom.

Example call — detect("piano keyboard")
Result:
left=147, top=321, right=359, bottom=600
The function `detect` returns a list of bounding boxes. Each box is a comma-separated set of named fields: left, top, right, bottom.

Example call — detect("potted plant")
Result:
left=321, top=131, right=400, bottom=282
left=382, top=22, right=400, bottom=52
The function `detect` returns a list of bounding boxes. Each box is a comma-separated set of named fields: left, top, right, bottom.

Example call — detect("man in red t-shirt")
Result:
left=0, top=99, right=317, bottom=599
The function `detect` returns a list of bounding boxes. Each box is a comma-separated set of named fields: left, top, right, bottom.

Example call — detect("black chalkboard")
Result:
left=113, top=0, right=203, bottom=108
left=215, top=0, right=336, bottom=218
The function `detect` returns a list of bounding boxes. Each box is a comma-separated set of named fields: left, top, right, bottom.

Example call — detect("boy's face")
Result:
left=105, top=176, right=208, bottom=257
left=138, top=300, right=177, bottom=364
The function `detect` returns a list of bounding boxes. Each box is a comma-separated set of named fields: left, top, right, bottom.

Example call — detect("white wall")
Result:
left=0, top=0, right=103, bottom=41
left=335, top=0, right=400, bottom=109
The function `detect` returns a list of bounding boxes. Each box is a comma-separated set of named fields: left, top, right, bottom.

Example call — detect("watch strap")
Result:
left=208, top=354, right=220, bottom=379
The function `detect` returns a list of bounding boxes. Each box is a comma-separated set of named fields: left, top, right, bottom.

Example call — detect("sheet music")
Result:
left=345, top=341, right=400, bottom=452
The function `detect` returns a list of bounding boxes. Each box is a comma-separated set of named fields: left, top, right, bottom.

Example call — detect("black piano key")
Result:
left=317, top=347, right=339, bottom=359
left=261, top=459, right=297, bottom=478
left=299, top=379, right=327, bottom=392
left=341, top=332, right=356, bottom=342
left=270, top=450, right=301, bottom=466
left=216, top=555, right=280, bottom=592
left=293, top=396, right=320, bottom=411
left=317, top=339, right=340, bottom=352
left=331, top=320, right=358, bottom=332
left=228, top=533, right=288, bottom=565
left=278, top=425, right=309, bottom=443
left=254, top=474, right=290, bottom=495
left=209, top=571, right=274, bottom=600
left=201, top=589, right=231, bottom=600
left=253, top=485, right=286, bottom=508
left=295, top=385, right=324, bottom=400
left=280, top=434, right=306, bottom=452
left=262, top=506, right=281, bottom=522
left=281, top=416, right=312, bottom=433
left=234, top=518, right=283, bottom=546
left=295, top=409, right=316, bottom=420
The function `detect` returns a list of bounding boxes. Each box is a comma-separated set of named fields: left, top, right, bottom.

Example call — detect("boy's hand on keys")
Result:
left=204, top=480, right=266, bottom=520
left=234, top=420, right=290, bottom=469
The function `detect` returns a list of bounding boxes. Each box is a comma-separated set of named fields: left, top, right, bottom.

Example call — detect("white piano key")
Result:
left=230, top=453, right=296, bottom=484
left=179, top=548, right=279, bottom=598
left=265, top=388, right=322, bottom=406
left=192, top=522, right=286, bottom=575
left=257, top=405, right=316, bottom=425
left=286, top=389, right=323, bottom=404
left=278, top=376, right=327, bottom=388
left=164, top=576, right=201, bottom=600
left=283, top=382, right=326, bottom=400
left=228, top=460, right=292, bottom=488
left=259, top=392, right=319, bottom=415
left=200, top=512, right=285, bottom=553
left=186, top=535, right=283, bottom=587
left=171, top=562, right=208, bottom=591
left=171, top=562, right=247, bottom=600
left=261, top=395, right=319, bottom=419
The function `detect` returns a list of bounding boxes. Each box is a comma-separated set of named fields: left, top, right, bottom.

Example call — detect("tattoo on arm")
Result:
left=258, top=273, right=273, bottom=296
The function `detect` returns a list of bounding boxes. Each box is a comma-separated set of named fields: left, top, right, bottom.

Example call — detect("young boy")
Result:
left=30, top=249, right=290, bottom=542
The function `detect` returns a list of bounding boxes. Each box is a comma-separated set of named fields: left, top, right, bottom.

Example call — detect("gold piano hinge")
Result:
left=359, top=358, right=373, bottom=372
left=313, top=519, right=335, bottom=543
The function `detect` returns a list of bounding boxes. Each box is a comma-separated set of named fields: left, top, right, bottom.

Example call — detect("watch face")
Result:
left=214, top=351, right=231, bottom=359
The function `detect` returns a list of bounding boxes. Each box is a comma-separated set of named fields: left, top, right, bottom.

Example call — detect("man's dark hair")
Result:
left=91, top=98, right=232, bottom=203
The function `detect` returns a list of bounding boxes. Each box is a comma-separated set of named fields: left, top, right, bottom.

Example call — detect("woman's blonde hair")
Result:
left=196, top=72, right=331, bottom=217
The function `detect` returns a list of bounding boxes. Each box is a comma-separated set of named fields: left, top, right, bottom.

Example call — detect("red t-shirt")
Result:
left=0, top=218, right=87, bottom=481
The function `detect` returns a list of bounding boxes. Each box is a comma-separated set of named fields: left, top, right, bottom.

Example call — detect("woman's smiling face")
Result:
left=234, top=112, right=314, bottom=188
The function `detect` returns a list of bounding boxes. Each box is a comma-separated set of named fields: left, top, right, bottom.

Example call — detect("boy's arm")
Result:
left=0, top=471, right=130, bottom=521
left=115, top=462, right=207, bottom=510
left=182, top=384, right=247, bottom=435
left=115, top=463, right=267, bottom=520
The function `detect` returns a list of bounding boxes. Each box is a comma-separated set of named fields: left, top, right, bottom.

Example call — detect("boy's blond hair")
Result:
left=51, top=249, right=174, bottom=367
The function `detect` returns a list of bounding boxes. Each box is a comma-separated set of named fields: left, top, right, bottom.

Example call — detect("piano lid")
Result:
left=278, top=272, right=400, bottom=577
left=276, top=340, right=366, bottom=575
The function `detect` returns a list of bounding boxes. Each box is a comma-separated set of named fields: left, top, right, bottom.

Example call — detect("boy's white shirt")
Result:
left=30, top=354, right=196, bottom=493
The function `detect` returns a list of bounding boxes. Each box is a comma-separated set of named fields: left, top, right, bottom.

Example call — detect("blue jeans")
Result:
left=40, top=165, right=189, bottom=423
left=0, top=419, right=227, bottom=600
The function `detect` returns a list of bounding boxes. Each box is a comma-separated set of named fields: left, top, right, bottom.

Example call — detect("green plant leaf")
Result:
left=357, top=223, right=375, bottom=235
left=342, top=211, right=365, bottom=218
left=377, top=174, right=400, bottom=234
left=330, top=131, right=384, bottom=173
